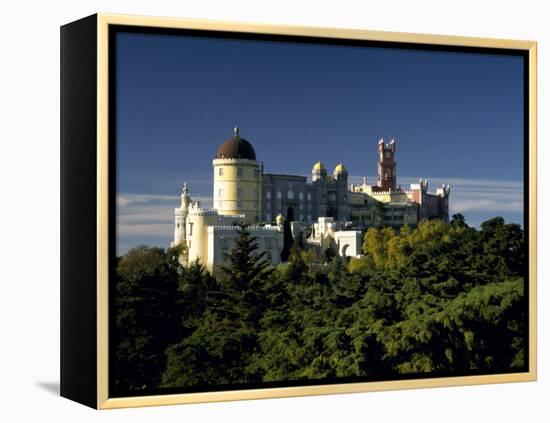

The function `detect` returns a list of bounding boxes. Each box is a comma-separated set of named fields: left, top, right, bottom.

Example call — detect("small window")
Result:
left=218, top=167, right=224, bottom=176
left=221, top=238, right=230, bottom=250
left=288, top=190, right=294, bottom=200
left=307, top=192, right=312, bottom=201
left=299, top=214, right=304, bottom=221
left=237, top=168, right=243, bottom=177
left=237, top=201, right=242, bottom=208
left=299, top=192, right=304, bottom=200
left=266, top=238, right=273, bottom=249
left=266, top=251, right=273, bottom=262
left=237, top=188, right=243, bottom=199
left=277, top=191, right=282, bottom=200
left=266, top=213, right=272, bottom=222
left=266, top=191, right=271, bottom=199
left=218, top=188, right=223, bottom=198
left=189, top=222, right=193, bottom=236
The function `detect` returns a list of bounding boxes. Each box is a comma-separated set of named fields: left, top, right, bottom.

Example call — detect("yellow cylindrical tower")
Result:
left=213, top=127, right=261, bottom=224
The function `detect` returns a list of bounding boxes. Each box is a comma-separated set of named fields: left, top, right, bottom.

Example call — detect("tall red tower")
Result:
left=377, top=138, right=396, bottom=190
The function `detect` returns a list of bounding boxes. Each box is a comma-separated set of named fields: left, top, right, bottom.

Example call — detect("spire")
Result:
left=233, top=126, right=239, bottom=137
left=181, top=181, right=190, bottom=209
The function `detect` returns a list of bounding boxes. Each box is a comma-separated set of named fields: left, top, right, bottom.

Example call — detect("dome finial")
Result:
left=234, top=126, right=239, bottom=137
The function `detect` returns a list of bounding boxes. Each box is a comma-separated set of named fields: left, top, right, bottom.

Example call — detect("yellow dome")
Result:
left=334, top=163, right=347, bottom=173
left=276, top=214, right=285, bottom=225
left=313, top=161, right=326, bottom=171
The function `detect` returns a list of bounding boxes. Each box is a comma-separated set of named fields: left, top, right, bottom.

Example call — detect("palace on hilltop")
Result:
left=172, top=127, right=450, bottom=268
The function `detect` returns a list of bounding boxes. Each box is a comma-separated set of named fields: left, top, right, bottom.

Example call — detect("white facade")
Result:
left=172, top=185, right=284, bottom=268
left=308, top=216, right=363, bottom=258
left=172, top=184, right=364, bottom=269
left=207, top=225, right=284, bottom=267
left=334, top=230, right=363, bottom=257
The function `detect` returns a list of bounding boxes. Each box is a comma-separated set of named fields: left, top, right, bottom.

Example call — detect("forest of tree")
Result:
left=111, top=215, right=526, bottom=394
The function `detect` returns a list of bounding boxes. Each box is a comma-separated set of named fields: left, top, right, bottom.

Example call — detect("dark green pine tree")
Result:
left=220, top=223, right=273, bottom=292
left=218, top=222, right=274, bottom=328
left=162, top=222, right=273, bottom=387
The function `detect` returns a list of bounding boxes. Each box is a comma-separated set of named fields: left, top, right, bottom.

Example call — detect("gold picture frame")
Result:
left=61, top=13, right=537, bottom=409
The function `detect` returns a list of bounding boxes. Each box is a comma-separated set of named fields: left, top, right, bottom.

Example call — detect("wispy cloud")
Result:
left=117, top=193, right=178, bottom=207
left=349, top=175, right=523, bottom=215
left=116, top=193, right=213, bottom=240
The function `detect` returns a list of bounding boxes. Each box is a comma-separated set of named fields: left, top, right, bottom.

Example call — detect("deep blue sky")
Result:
left=115, top=31, right=525, bottom=253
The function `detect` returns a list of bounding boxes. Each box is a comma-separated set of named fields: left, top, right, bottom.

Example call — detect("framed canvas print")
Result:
left=60, top=14, right=537, bottom=409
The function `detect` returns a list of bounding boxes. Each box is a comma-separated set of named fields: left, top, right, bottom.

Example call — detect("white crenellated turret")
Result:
left=173, top=182, right=190, bottom=247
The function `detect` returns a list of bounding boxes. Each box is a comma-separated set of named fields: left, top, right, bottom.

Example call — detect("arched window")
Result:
left=288, top=190, right=294, bottom=200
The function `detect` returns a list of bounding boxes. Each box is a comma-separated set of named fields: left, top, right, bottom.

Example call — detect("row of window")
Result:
left=217, top=167, right=260, bottom=177
left=266, top=191, right=312, bottom=201
left=265, top=201, right=311, bottom=211
left=265, top=191, right=346, bottom=203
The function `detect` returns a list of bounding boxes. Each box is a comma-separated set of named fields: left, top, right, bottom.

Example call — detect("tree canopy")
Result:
left=113, top=216, right=527, bottom=393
